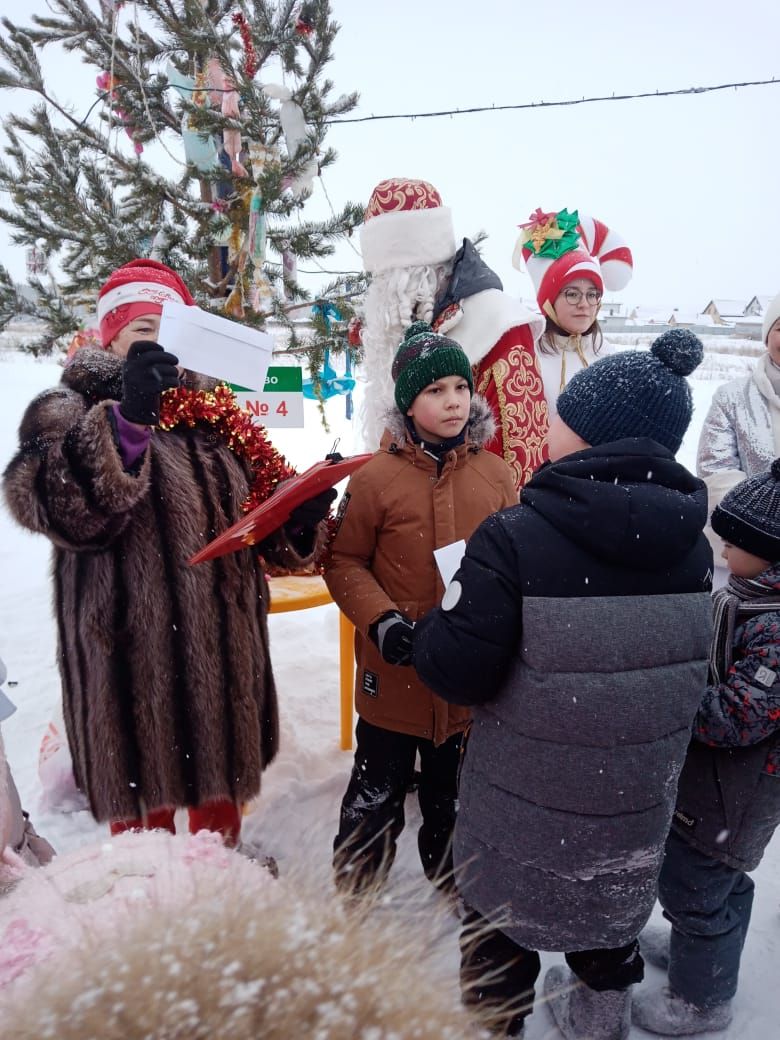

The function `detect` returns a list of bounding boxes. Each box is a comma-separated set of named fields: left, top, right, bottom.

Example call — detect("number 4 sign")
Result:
left=232, top=367, right=304, bottom=428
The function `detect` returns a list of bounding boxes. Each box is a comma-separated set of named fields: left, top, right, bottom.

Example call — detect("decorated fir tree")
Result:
left=0, top=0, right=365, bottom=369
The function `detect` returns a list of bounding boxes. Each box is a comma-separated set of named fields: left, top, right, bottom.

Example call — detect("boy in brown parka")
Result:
left=325, top=321, right=517, bottom=896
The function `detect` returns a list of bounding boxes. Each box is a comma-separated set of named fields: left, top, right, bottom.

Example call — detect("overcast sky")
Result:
left=1, top=0, right=779, bottom=313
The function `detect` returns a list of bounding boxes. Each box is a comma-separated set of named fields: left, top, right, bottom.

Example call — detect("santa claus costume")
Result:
left=359, top=178, right=547, bottom=489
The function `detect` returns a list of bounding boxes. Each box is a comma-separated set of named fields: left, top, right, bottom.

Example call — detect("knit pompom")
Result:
left=403, top=320, right=433, bottom=341
left=650, top=328, right=704, bottom=377
left=772, top=458, right=780, bottom=481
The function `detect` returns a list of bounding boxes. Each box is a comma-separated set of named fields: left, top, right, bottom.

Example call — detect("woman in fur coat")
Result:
left=2, top=260, right=332, bottom=846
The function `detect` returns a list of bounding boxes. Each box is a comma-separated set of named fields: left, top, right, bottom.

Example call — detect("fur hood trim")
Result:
left=450, top=288, right=545, bottom=365
left=381, top=393, right=496, bottom=449
left=63, top=348, right=216, bottom=399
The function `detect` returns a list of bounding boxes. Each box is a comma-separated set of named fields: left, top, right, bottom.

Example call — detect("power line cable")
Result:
left=326, top=76, right=780, bottom=124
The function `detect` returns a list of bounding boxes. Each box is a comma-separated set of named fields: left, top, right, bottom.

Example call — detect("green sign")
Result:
left=230, top=366, right=302, bottom=394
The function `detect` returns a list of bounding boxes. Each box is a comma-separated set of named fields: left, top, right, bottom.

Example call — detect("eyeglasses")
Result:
left=561, top=288, right=602, bottom=306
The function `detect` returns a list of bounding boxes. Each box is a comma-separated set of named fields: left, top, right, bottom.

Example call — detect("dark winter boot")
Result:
left=632, top=987, right=732, bottom=1035
left=638, top=923, right=671, bottom=971
left=543, top=965, right=630, bottom=1040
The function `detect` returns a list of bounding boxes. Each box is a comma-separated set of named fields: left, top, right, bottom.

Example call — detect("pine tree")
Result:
left=0, top=0, right=365, bottom=370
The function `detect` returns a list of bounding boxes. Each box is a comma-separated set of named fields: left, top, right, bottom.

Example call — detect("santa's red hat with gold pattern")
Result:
left=360, top=178, right=456, bottom=275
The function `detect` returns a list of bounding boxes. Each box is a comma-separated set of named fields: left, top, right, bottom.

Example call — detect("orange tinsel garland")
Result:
left=158, top=383, right=296, bottom=513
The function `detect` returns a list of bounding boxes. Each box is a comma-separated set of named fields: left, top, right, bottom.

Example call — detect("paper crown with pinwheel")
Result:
left=512, top=208, right=633, bottom=319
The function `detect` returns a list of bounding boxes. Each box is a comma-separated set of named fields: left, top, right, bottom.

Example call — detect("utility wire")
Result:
left=325, top=76, right=780, bottom=124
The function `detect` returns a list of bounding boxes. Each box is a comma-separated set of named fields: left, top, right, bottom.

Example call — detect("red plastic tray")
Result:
left=188, top=453, right=372, bottom=565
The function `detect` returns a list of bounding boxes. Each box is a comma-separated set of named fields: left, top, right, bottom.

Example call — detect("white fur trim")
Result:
left=448, top=289, right=545, bottom=365
left=360, top=207, right=456, bottom=274
left=97, top=282, right=187, bottom=321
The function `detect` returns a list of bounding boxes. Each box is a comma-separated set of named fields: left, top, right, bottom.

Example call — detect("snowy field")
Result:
left=1, top=338, right=779, bottom=1037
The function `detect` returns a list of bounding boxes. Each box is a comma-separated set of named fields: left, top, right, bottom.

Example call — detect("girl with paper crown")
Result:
left=2, top=259, right=334, bottom=846
left=513, top=208, right=633, bottom=414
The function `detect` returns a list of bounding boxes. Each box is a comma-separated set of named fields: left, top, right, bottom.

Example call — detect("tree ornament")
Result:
left=98, top=0, right=124, bottom=17
left=347, top=316, right=362, bottom=348
left=282, top=248, right=297, bottom=300
left=232, top=12, right=259, bottom=79
left=262, top=84, right=318, bottom=196
left=96, top=71, right=144, bottom=155
left=207, top=58, right=248, bottom=178
left=250, top=271, right=275, bottom=313
left=294, top=2, right=316, bottom=35
left=64, top=327, right=102, bottom=362
left=247, top=189, right=267, bottom=268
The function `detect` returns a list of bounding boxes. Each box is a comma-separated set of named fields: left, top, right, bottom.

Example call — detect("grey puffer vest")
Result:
left=455, top=592, right=712, bottom=952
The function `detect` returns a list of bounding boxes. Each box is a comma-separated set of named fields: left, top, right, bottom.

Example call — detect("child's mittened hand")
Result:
left=369, top=611, right=415, bottom=666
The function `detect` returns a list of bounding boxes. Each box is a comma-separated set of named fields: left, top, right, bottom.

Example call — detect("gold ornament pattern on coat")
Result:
left=476, top=345, right=549, bottom=489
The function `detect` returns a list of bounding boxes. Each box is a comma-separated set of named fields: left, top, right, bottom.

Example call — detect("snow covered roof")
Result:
left=702, top=298, right=747, bottom=317
left=668, top=311, right=717, bottom=327
left=628, top=305, right=671, bottom=323
left=745, top=295, right=775, bottom=313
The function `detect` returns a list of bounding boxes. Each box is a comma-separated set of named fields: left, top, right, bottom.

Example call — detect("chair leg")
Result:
left=338, top=612, right=355, bottom=751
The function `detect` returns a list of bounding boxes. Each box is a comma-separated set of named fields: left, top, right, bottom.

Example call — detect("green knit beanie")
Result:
left=392, top=321, right=474, bottom=413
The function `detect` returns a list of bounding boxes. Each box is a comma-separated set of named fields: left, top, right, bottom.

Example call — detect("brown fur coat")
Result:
left=2, top=350, right=319, bottom=821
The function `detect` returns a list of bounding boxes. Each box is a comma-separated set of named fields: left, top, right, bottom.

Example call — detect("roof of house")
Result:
left=669, top=311, right=717, bottom=327
left=703, top=298, right=747, bottom=316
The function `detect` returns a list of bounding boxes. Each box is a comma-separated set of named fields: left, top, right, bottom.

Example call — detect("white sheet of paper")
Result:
left=158, top=301, right=274, bottom=390
left=434, top=539, right=466, bottom=588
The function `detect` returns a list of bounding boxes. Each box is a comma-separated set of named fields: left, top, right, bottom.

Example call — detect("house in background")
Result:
left=744, top=295, right=774, bottom=317
left=627, top=305, right=671, bottom=325
left=668, top=310, right=718, bottom=329
left=600, top=300, right=625, bottom=318
left=701, top=299, right=747, bottom=324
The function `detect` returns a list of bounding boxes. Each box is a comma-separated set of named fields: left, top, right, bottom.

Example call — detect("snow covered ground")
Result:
left=1, top=341, right=778, bottom=1037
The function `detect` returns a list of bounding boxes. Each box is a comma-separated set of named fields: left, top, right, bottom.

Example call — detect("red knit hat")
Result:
left=97, top=259, right=195, bottom=347
left=360, top=178, right=456, bottom=275
left=512, top=209, right=633, bottom=320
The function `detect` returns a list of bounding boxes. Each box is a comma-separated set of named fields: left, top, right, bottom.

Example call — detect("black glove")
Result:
left=286, top=487, right=338, bottom=530
left=369, top=610, right=415, bottom=666
left=119, top=340, right=180, bottom=426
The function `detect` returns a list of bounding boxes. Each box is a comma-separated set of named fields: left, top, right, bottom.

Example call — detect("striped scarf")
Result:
left=709, top=573, right=780, bottom=685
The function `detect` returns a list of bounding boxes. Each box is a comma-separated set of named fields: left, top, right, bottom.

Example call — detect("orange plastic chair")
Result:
left=267, top=574, right=355, bottom=750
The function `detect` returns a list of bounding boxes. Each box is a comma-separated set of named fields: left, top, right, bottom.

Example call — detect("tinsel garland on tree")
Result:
left=158, top=383, right=295, bottom=513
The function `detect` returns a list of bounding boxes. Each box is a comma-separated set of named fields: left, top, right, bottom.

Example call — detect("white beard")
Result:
left=359, top=263, right=450, bottom=448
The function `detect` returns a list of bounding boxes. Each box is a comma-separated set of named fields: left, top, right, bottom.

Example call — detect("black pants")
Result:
left=333, top=717, right=462, bottom=894
left=460, top=908, right=644, bottom=1035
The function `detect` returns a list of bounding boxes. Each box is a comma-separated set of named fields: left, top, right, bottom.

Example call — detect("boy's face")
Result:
left=547, top=414, right=591, bottom=462
left=406, top=374, right=471, bottom=443
left=108, top=313, right=162, bottom=358
left=721, top=542, right=771, bottom=579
